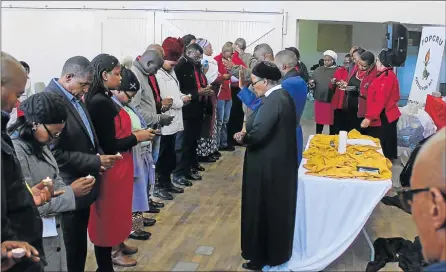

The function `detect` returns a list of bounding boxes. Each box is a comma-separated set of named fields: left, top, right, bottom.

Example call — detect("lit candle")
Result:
left=42, top=177, right=52, bottom=186
left=86, top=174, right=93, bottom=179
left=116, top=152, right=122, bottom=158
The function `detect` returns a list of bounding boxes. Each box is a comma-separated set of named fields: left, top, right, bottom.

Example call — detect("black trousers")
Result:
left=157, top=134, right=176, bottom=188
left=173, top=119, right=201, bottom=177
left=316, top=124, right=336, bottom=135
left=94, top=246, right=113, bottom=272
left=60, top=208, right=90, bottom=272
left=333, top=109, right=349, bottom=133
left=227, top=87, right=244, bottom=147
left=381, top=116, right=398, bottom=160
left=362, top=126, right=382, bottom=139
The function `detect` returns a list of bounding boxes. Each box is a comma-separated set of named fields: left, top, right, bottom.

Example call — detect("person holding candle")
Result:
left=85, top=54, right=157, bottom=271
left=9, top=92, right=96, bottom=271
left=308, top=50, right=338, bottom=135
left=1, top=51, right=46, bottom=272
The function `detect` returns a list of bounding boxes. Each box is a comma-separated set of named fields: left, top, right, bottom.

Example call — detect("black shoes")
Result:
left=143, top=218, right=156, bottom=227
left=166, top=183, right=184, bottom=194
left=185, top=172, right=202, bottom=181
left=129, top=230, right=151, bottom=241
left=219, top=146, right=236, bottom=151
left=192, top=165, right=206, bottom=172
left=212, top=151, right=222, bottom=158
left=173, top=176, right=193, bottom=187
left=154, top=189, right=174, bottom=200
left=149, top=199, right=165, bottom=208
left=198, top=156, right=216, bottom=163
left=242, top=262, right=264, bottom=271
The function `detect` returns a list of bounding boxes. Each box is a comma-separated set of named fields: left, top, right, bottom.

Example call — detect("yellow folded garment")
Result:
left=303, top=130, right=392, bottom=181
left=348, top=129, right=381, bottom=147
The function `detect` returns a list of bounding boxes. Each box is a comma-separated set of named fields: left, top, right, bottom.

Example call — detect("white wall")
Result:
left=297, top=20, right=387, bottom=68
left=3, top=1, right=446, bottom=50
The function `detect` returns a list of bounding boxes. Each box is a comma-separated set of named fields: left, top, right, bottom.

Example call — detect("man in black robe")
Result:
left=234, top=61, right=298, bottom=270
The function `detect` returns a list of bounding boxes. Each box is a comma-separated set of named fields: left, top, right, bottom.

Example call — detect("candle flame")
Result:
left=425, top=49, right=431, bottom=64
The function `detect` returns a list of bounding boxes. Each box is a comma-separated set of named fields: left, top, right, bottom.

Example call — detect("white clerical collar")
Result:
left=265, top=84, right=282, bottom=97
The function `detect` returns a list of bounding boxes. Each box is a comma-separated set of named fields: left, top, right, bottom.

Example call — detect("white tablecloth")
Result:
left=264, top=136, right=392, bottom=271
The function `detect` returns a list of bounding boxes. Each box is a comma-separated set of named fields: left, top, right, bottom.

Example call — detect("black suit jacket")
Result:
left=1, top=112, right=44, bottom=265
left=44, top=80, right=102, bottom=209
left=174, top=56, right=207, bottom=120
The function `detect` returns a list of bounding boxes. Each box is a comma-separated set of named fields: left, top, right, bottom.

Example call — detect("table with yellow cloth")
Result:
left=264, top=130, right=392, bottom=272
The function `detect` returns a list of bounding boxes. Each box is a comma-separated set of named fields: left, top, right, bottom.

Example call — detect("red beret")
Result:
left=162, top=37, right=184, bottom=61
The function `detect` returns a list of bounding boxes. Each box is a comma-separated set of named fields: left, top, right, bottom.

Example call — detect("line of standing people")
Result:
left=1, top=34, right=253, bottom=272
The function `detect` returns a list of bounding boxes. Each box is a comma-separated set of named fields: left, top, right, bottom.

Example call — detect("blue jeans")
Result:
left=152, top=135, right=161, bottom=164
left=216, top=99, right=232, bottom=148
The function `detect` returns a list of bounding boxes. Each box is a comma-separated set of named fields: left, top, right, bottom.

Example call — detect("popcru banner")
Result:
left=408, top=26, right=445, bottom=107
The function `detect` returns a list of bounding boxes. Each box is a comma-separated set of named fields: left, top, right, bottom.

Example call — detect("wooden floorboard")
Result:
left=84, top=120, right=418, bottom=271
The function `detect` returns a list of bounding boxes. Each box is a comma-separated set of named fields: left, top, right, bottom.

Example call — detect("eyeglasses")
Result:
left=252, top=79, right=265, bottom=86
left=122, top=91, right=134, bottom=102
left=397, top=187, right=446, bottom=212
left=42, top=124, right=61, bottom=140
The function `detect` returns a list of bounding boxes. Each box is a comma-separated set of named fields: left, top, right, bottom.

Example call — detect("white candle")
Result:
left=86, top=174, right=93, bottom=179
left=11, top=248, right=26, bottom=258
left=42, top=177, right=52, bottom=186
left=116, top=152, right=122, bottom=157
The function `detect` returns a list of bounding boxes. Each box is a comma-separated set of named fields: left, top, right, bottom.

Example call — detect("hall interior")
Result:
left=85, top=119, right=416, bottom=272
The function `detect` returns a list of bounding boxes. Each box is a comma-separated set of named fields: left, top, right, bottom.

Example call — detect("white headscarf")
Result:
left=323, top=50, right=338, bottom=61
left=195, top=38, right=219, bottom=82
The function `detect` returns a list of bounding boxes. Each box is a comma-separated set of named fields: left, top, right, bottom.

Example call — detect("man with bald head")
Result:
left=404, top=128, right=446, bottom=271
left=235, top=44, right=275, bottom=135
left=146, top=43, right=165, bottom=58
left=275, top=49, right=308, bottom=165
left=1, top=51, right=44, bottom=271
left=233, top=38, right=257, bottom=69
left=131, top=48, right=174, bottom=161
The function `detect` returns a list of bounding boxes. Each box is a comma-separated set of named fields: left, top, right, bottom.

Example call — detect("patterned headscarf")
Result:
left=196, top=38, right=210, bottom=50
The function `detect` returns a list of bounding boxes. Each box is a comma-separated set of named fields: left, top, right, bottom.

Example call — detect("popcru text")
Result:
left=421, top=35, right=444, bottom=47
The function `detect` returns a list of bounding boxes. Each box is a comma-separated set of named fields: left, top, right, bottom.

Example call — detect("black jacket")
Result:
left=174, top=56, right=207, bottom=120
left=1, top=112, right=44, bottom=265
left=85, top=92, right=137, bottom=155
left=44, top=80, right=102, bottom=209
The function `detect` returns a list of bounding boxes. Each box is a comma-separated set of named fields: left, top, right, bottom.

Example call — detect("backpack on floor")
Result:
left=399, top=135, right=433, bottom=187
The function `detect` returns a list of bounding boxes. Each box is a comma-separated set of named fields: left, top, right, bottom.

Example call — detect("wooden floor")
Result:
left=84, top=120, right=418, bottom=271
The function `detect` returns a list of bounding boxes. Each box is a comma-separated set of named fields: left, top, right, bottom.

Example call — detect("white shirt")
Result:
left=202, top=54, right=219, bottom=84
left=265, top=84, right=282, bottom=97
left=156, top=68, right=185, bottom=135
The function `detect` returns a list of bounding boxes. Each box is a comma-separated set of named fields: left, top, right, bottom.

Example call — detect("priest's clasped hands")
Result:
left=234, top=131, right=247, bottom=144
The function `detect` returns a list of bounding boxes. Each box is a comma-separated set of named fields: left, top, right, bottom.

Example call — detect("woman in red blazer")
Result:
left=360, top=49, right=401, bottom=159
left=329, top=54, right=351, bottom=133
left=357, top=51, right=378, bottom=122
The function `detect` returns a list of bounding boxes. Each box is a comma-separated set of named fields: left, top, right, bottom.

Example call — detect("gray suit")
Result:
left=12, top=138, right=76, bottom=272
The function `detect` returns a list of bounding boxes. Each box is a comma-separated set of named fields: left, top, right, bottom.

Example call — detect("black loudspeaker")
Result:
left=391, top=23, right=409, bottom=67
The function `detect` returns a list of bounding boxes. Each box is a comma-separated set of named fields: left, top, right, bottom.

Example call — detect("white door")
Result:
left=154, top=11, right=283, bottom=56
left=100, top=10, right=155, bottom=62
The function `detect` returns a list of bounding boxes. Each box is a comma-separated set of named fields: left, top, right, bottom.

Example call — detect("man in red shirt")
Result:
left=214, top=43, right=234, bottom=151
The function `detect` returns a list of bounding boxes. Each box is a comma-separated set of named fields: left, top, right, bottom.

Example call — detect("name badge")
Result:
left=42, top=217, right=58, bottom=238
